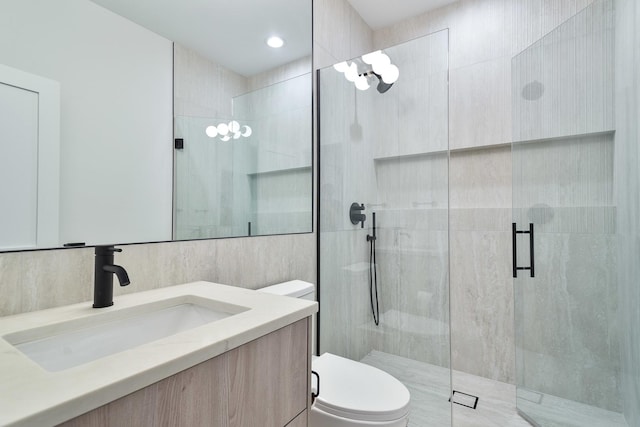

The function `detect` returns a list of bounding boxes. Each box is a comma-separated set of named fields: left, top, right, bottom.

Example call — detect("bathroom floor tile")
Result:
left=360, top=350, right=629, bottom=427
left=361, top=350, right=530, bottom=427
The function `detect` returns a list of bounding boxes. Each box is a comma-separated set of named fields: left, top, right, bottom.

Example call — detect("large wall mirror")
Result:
left=0, top=0, right=312, bottom=251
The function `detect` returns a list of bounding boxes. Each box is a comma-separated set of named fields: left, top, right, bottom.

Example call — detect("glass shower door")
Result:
left=318, top=29, right=451, bottom=427
left=512, top=1, right=626, bottom=425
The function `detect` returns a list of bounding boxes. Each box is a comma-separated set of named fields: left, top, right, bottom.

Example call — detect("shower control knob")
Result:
left=349, top=203, right=366, bottom=228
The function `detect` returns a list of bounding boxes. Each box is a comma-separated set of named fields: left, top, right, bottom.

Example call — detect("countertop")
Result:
left=0, top=281, right=317, bottom=426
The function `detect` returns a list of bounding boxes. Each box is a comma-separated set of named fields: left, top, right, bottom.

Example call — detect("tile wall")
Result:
left=614, top=0, right=640, bottom=423
left=373, top=0, right=607, bottom=387
left=317, top=1, right=624, bottom=410
left=0, top=233, right=315, bottom=317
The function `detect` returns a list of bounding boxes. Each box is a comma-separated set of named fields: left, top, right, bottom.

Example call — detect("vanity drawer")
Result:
left=58, top=318, right=309, bottom=427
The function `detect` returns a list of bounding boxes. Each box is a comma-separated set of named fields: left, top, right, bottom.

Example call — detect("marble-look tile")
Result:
left=512, top=134, right=614, bottom=232
left=517, top=389, right=628, bottom=427
left=449, top=146, right=512, bottom=211
left=447, top=0, right=512, bottom=69
left=452, top=370, right=532, bottom=427
left=512, top=0, right=614, bottom=142
left=614, top=0, right=640, bottom=424
left=375, top=155, right=449, bottom=211
left=0, top=248, right=93, bottom=316
left=373, top=2, right=459, bottom=51
left=508, top=0, right=598, bottom=57
left=360, top=350, right=535, bottom=427
left=313, top=0, right=372, bottom=65
left=363, top=350, right=627, bottom=427
left=449, top=56, right=512, bottom=149
left=247, top=56, right=312, bottom=91
left=0, top=233, right=316, bottom=317
left=173, top=44, right=247, bottom=118
left=371, top=0, right=606, bottom=152
left=450, top=229, right=515, bottom=383
left=319, top=229, right=379, bottom=361
left=449, top=208, right=511, bottom=233
left=515, top=231, right=620, bottom=411
left=361, top=350, right=452, bottom=427
left=313, top=0, right=351, bottom=63
left=449, top=145, right=514, bottom=384
left=313, top=42, right=340, bottom=70
left=349, top=6, right=374, bottom=59
left=372, top=31, right=449, bottom=158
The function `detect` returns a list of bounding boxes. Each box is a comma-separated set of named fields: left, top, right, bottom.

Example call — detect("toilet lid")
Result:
left=312, top=353, right=410, bottom=422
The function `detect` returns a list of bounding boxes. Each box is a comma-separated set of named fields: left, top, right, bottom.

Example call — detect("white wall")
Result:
left=0, top=80, right=39, bottom=249
left=0, top=0, right=173, bottom=246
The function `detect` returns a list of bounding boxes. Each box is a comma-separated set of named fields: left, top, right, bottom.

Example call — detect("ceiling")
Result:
left=347, top=0, right=459, bottom=30
left=89, top=0, right=455, bottom=76
left=89, top=0, right=312, bottom=77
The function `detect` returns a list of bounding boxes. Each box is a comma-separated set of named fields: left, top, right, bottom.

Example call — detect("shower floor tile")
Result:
left=360, top=350, right=530, bottom=427
left=361, top=350, right=629, bottom=427
left=517, top=392, right=628, bottom=427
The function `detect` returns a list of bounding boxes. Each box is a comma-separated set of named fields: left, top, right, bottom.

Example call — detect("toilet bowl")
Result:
left=258, top=280, right=410, bottom=427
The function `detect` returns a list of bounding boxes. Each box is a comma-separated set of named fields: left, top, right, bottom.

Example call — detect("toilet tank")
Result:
left=258, top=280, right=315, bottom=301
left=259, top=280, right=316, bottom=354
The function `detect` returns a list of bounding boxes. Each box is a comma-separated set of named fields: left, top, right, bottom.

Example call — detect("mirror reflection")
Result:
left=174, top=72, right=312, bottom=239
left=0, top=0, right=312, bottom=251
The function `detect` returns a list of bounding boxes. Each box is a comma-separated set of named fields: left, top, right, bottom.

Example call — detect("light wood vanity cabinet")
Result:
left=58, top=319, right=310, bottom=427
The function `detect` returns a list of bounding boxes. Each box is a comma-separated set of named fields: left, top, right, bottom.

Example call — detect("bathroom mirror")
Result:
left=0, top=0, right=312, bottom=251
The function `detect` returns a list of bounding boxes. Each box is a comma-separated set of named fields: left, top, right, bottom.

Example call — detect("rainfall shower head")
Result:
left=333, top=50, right=399, bottom=94
left=371, top=71, right=394, bottom=94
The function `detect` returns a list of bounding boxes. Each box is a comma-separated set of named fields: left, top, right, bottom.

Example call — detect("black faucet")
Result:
left=93, top=245, right=130, bottom=308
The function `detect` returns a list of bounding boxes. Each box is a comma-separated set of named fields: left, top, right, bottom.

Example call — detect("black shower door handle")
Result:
left=512, top=223, right=535, bottom=278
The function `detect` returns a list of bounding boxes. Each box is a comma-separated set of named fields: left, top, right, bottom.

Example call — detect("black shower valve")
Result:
left=349, top=202, right=366, bottom=228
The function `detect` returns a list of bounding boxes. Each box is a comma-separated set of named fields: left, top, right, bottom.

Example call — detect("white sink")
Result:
left=4, top=296, right=248, bottom=372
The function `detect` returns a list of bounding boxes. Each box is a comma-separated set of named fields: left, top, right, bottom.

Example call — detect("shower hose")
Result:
left=368, top=212, right=380, bottom=325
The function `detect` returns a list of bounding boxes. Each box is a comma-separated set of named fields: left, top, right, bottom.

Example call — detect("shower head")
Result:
left=371, top=71, right=394, bottom=94
left=334, top=52, right=398, bottom=94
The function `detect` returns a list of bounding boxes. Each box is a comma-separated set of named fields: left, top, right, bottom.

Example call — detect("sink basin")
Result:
left=4, top=296, right=248, bottom=372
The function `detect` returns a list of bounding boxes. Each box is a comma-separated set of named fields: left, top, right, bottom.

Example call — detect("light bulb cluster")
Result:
left=333, top=50, right=399, bottom=91
left=205, top=121, right=252, bottom=141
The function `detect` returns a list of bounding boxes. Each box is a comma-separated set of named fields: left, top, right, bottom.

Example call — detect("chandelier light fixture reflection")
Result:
left=333, top=50, right=399, bottom=93
left=205, top=121, right=252, bottom=141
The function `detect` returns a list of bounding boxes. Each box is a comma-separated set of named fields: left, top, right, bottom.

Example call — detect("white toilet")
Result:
left=259, top=280, right=411, bottom=427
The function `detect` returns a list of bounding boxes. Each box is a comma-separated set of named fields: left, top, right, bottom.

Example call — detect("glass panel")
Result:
left=234, top=73, right=313, bottom=236
left=512, top=1, right=627, bottom=425
left=319, top=29, right=451, bottom=426
left=174, top=115, right=244, bottom=240
left=174, top=73, right=312, bottom=239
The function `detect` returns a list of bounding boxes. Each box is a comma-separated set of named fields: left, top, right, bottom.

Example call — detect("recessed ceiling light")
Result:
left=266, top=36, right=284, bottom=48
